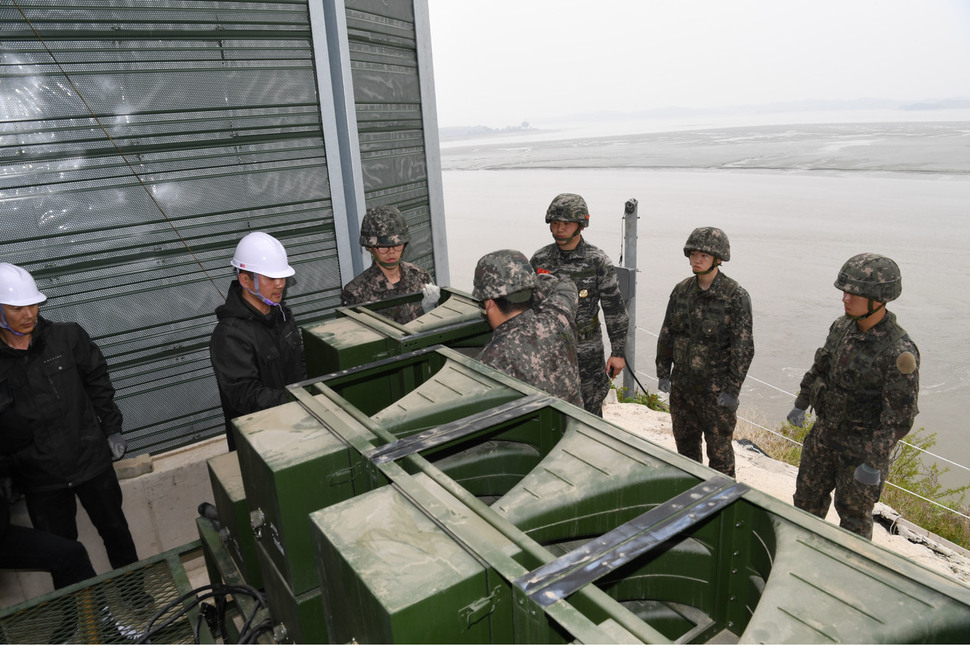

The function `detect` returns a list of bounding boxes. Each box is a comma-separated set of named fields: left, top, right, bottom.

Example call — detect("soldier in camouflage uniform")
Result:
left=341, top=205, right=437, bottom=325
left=655, top=227, right=754, bottom=477
left=474, top=249, right=583, bottom=408
left=788, top=253, right=919, bottom=539
left=530, top=193, right=629, bottom=416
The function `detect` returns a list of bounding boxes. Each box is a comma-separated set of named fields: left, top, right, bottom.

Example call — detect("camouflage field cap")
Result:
left=359, top=205, right=410, bottom=247
left=683, top=227, right=731, bottom=262
left=835, top=253, right=901, bottom=302
left=545, top=193, right=590, bottom=227
left=472, top=249, right=538, bottom=302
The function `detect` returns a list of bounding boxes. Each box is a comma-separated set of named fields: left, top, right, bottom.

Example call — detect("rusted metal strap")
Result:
left=514, top=474, right=749, bottom=607
left=365, top=393, right=554, bottom=465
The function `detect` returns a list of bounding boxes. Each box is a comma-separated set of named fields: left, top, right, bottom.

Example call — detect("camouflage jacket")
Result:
left=477, top=274, right=583, bottom=407
left=655, top=271, right=754, bottom=397
left=340, top=261, right=431, bottom=325
left=794, top=311, right=919, bottom=464
left=529, top=238, right=628, bottom=356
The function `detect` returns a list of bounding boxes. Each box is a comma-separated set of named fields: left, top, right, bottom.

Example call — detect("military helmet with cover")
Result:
left=472, top=249, right=538, bottom=302
left=545, top=193, right=590, bottom=228
left=834, top=253, right=901, bottom=302
left=683, top=227, right=731, bottom=262
left=359, top=205, right=410, bottom=248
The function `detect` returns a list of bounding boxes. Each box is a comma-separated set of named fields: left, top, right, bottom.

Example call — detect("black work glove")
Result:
left=787, top=407, right=806, bottom=427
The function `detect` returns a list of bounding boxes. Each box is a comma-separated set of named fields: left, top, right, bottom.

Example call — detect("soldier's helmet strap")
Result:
left=845, top=299, right=885, bottom=321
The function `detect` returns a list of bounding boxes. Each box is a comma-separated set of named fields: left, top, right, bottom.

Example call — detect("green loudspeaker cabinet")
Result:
left=310, top=477, right=514, bottom=645
left=206, top=452, right=262, bottom=589
left=254, top=541, right=328, bottom=644
left=232, top=348, right=527, bottom=596
left=301, top=287, right=490, bottom=378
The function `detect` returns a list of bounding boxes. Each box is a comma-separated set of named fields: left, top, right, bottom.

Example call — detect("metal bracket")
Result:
left=459, top=585, right=503, bottom=628
left=364, top=393, right=553, bottom=465
left=327, top=462, right=360, bottom=486
left=514, top=475, right=749, bottom=607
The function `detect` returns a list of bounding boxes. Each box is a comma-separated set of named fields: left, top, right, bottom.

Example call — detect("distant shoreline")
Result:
left=441, top=117, right=970, bottom=176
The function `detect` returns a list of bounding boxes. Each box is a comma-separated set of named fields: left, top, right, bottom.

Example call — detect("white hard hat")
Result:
left=0, top=263, right=47, bottom=307
left=230, top=232, right=295, bottom=278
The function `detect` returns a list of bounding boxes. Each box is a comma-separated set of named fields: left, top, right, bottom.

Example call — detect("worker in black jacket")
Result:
left=209, top=232, right=307, bottom=450
left=0, top=390, right=96, bottom=589
left=0, top=263, right=139, bottom=572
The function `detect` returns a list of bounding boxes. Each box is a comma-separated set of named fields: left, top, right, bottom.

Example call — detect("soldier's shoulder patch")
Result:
left=896, top=351, right=917, bottom=375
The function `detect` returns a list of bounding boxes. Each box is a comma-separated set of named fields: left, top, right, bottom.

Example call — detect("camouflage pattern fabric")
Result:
left=792, top=310, right=920, bottom=539
left=472, top=249, right=538, bottom=301
left=359, top=205, right=410, bottom=247
left=530, top=238, right=628, bottom=416
left=834, top=252, right=902, bottom=302
left=670, top=386, right=737, bottom=477
left=477, top=274, right=583, bottom=408
left=545, top=193, right=590, bottom=226
left=340, top=261, right=431, bottom=324
left=683, top=226, right=731, bottom=261
left=576, top=337, right=611, bottom=417
left=655, top=271, right=754, bottom=475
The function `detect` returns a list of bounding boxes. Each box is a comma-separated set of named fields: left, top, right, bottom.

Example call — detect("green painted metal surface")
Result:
left=231, top=347, right=524, bottom=597
left=254, top=542, right=328, bottom=644
left=206, top=452, right=262, bottom=590
left=224, top=344, right=970, bottom=643
left=301, top=287, right=490, bottom=378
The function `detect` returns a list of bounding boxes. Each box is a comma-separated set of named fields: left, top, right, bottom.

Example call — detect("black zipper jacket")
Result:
left=208, top=281, right=306, bottom=449
left=0, top=317, right=120, bottom=492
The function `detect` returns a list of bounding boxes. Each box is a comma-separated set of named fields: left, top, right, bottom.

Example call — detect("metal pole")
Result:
left=622, top=199, right=638, bottom=395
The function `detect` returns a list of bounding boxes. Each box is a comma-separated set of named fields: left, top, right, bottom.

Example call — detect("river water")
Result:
left=438, top=111, right=970, bottom=488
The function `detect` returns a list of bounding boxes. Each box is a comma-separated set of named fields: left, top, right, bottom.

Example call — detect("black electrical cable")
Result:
left=134, top=583, right=266, bottom=644
left=622, top=354, right=653, bottom=398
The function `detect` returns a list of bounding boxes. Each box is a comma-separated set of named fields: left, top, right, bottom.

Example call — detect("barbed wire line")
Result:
left=624, top=315, right=970, bottom=531
left=628, top=365, right=970, bottom=523
left=631, top=324, right=970, bottom=474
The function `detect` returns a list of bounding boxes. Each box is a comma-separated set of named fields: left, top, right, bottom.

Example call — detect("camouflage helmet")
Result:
left=545, top=193, right=590, bottom=228
left=359, top=205, right=410, bottom=247
left=683, top=227, right=731, bottom=262
left=834, top=253, right=901, bottom=302
left=472, top=249, right=538, bottom=302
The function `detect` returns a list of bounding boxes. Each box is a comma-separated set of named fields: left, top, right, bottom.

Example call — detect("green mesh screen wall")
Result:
left=0, top=0, right=439, bottom=456
left=347, top=0, right=436, bottom=277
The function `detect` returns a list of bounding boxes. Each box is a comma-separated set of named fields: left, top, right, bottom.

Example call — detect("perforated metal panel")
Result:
left=347, top=0, right=438, bottom=278
left=0, top=0, right=444, bottom=455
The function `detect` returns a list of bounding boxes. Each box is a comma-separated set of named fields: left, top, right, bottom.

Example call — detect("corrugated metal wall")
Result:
left=0, top=0, right=443, bottom=455
left=346, top=0, right=437, bottom=275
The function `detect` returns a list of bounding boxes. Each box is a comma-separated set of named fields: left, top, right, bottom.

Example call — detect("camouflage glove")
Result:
left=421, top=283, right=441, bottom=313
left=854, top=463, right=881, bottom=486
left=657, top=378, right=671, bottom=394
left=717, top=392, right=739, bottom=411
left=787, top=407, right=806, bottom=427
left=107, top=432, right=127, bottom=461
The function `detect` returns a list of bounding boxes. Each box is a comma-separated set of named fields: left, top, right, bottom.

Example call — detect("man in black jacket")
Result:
left=0, top=390, right=96, bottom=589
left=209, top=232, right=307, bottom=450
left=0, top=263, right=139, bottom=572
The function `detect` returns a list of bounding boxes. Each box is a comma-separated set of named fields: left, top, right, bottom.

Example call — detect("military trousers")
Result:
left=669, top=384, right=737, bottom=477
left=577, top=336, right=611, bottom=417
left=793, top=426, right=887, bottom=540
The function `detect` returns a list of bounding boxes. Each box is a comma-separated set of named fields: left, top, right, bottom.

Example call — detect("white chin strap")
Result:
left=0, top=309, right=27, bottom=336
left=240, top=272, right=285, bottom=321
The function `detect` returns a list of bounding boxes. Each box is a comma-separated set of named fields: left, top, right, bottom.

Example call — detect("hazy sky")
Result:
left=427, top=0, right=970, bottom=127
